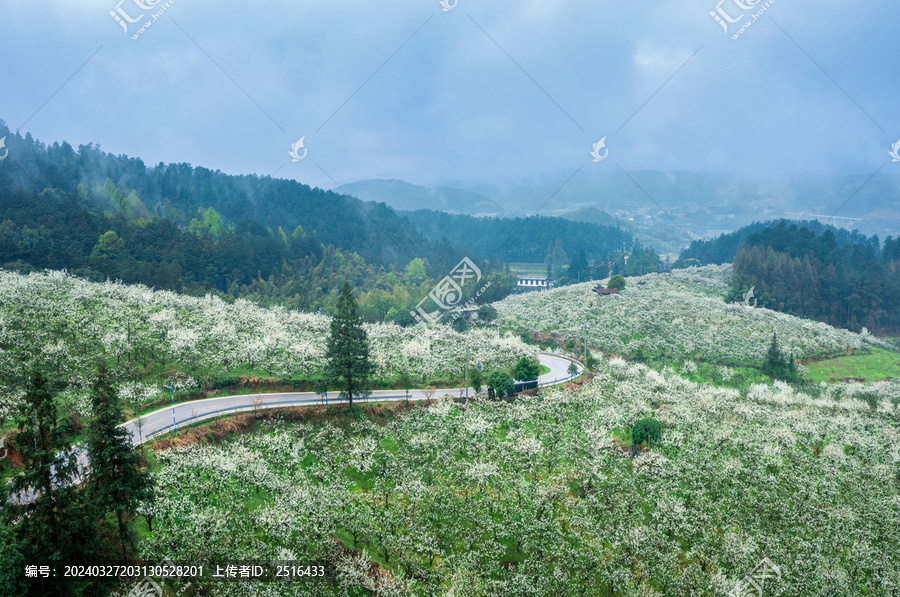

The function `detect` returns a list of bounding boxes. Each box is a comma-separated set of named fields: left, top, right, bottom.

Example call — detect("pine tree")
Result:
left=544, top=238, right=568, bottom=273
left=568, top=250, right=590, bottom=282
left=85, top=365, right=154, bottom=561
left=325, top=281, right=373, bottom=408
left=0, top=524, right=28, bottom=595
left=7, top=370, right=96, bottom=596
left=763, top=331, right=785, bottom=378
left=762, top=332, right=799, bottom=381
left=764, top=331, right=781, bottom=369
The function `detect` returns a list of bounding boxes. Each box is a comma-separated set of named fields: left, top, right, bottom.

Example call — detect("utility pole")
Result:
left=465, top=336, right=470, bottom=403
left=582, top=321, right=587, bottom=365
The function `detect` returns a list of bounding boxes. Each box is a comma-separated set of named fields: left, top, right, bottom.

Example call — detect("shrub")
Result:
left=607, top=274, right=626, bottom=290
left=632, top=417, right=661, bottom=455
left=451, top=317, right=469, bottom=333
left=468, top=367, right=482, bottom=392
left=477, top=304, right=498, bottom=323
left=513, top=357, right=540, bottom=381
left=762, top=332, right=800, bottom=382
left=487, top=370, right=515, bottom=398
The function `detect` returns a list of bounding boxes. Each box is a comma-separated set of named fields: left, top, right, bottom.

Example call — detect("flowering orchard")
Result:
left=138, top=355, right=900, bottom=595
left=496, top=265, right=887, bottom=365
left=0, top=270, right=533, bottom=421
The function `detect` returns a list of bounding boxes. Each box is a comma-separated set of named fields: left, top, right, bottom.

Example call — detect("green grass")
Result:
left=804, top=346, right=900, bottom=383
left=508, top=262, right=547, bottom=276
left=612, top=427, right=633, bottom=447
left=538, top=364, right=552, bottom=376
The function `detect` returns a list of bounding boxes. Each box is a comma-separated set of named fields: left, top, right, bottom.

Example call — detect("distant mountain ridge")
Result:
left=343, top=171, right=900, bottom=252
left=558, top=207, right=622, bottom=228
left=401, top=209, right=633, bottom=263
left=0, top=121, right=461, bottom=272
left=339, top=179, right=506, bottom=216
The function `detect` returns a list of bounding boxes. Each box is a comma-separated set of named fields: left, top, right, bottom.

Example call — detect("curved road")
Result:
left=8, top=353, right=581, bottom=504
left=124, top=352, right=581, bottom=445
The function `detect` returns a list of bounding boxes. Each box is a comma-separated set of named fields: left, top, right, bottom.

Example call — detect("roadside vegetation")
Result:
left=496, top=266, right=896, bottom=389
left=0, top=269, right=535, bottom=431
left=134, top=354, right=900, bottom=596
left=3, top=264, right=899, bottom=596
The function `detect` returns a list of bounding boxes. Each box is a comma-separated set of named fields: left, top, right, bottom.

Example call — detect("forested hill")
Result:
left=722, top=221, right=900, bottom=334
left=0, top=123, right=527, bottom=321
left=676, top=219, right=873, bottom=266
left=0, top=122, right=458, bottom=272
left=403, top=209, right=634, bottom=263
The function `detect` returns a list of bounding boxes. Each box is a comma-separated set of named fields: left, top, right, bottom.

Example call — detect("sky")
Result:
left=1, top=0, right=898, bottom=191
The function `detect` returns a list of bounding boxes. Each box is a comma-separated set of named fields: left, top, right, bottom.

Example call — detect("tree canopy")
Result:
left=487, top=370, right=515, bottom=398
left=405, top=210, right=634, bottom=263
left=6, top=370, right=96, bottom=595
left=761, top=332, right=800, bottom=381
left=85, top=365, right=155, bottom=561
left=607, top=274, right=626, bottom=290
left=513, top=357, right=540, bottom=381
left=727, top=221, right=900, bottom=333
left=325, top=282, right=373, bottom=407
left=632, top=417, right=661, bottom=456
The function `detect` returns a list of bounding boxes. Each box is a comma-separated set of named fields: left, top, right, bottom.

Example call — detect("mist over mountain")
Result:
left=0, top=124, right=645, bottom=317
left=342, top=170, right=900, bottom=254
left=4, top=3, right=900, bottom=594
left=340, top=179, right=506, bottom=216
left=0, top=121, right=465, bottom=273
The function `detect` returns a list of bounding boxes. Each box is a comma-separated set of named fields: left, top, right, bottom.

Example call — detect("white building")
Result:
left=516, top=275, right=551, bottom=292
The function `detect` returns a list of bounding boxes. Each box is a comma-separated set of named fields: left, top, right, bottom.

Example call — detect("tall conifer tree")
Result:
left=86, top=365, right=154, bottom=561
left=7, top=370, right=95, bottom=596
left=325, top=282, right=373, bottom=407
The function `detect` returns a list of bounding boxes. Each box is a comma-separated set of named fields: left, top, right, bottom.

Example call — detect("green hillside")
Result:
left=139, top=352, right=900, bottom=595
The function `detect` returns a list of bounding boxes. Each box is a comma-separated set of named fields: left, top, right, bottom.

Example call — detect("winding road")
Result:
left=124, top=352, right=581, bottom=445
left=7, top=353, right=581, bottom=505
